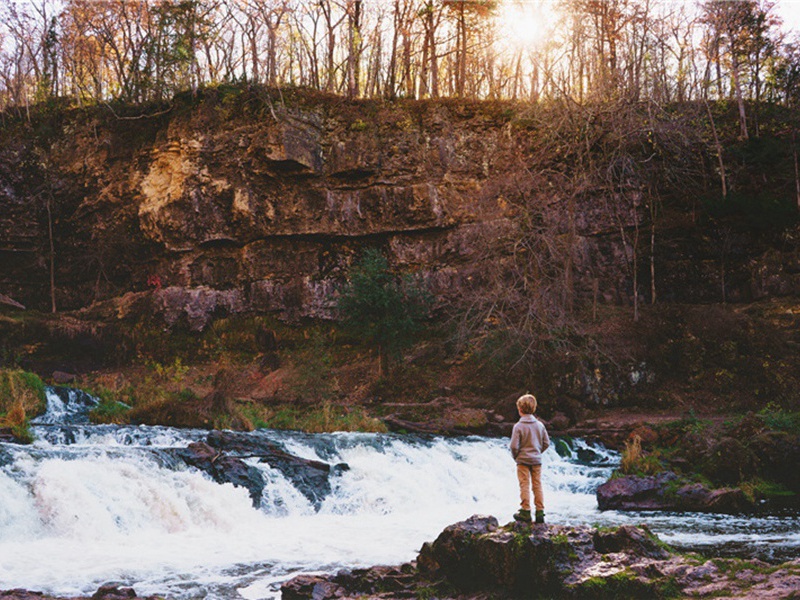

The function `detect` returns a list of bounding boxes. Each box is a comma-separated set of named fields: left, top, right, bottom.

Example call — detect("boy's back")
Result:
left=511, top=414, right=550, bottom=465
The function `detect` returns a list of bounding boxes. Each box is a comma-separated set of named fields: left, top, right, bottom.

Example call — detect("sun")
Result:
left=496, top=1, right=556, bottom=51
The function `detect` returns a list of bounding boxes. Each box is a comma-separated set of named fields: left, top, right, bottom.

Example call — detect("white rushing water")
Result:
left=1, top=389, right=798, bottom=599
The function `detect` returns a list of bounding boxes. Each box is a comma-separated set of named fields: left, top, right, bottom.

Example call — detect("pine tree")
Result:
left=336, top=249, right=430, bottom=377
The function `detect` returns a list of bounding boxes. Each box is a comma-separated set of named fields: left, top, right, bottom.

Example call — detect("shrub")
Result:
left=758, top=404, right=800, bottom=434
left=286, top=332, right=337, bottom=402
left=619, top=435, right=663, bottom=476
left=89, top=393, right=131, bottom=424
left=0, top=401, right=34, bottom=443
left=0, top=369, right=47, bottom=418
left=336, top=249, right=431, bottom=377
left=252, top=403, right=387, bottom=433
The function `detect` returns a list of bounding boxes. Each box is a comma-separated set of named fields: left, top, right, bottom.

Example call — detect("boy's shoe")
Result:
left=514, top=509, right=532, bottom=522
left=535, top=510, right=545, bottom=524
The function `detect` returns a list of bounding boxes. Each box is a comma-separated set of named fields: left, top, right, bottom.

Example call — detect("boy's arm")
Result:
left=541, top=425, right=550, bottom=453
left=509, top=424, right=520, bottom=460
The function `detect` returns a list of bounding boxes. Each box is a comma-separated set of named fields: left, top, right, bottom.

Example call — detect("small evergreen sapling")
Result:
left=336, top=249, right=431, bottom=377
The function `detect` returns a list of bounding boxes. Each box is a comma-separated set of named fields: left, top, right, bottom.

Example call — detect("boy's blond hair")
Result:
left=516, top=393, right=537, bottom=415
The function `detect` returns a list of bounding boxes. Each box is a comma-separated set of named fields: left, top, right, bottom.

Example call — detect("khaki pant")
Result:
left=516, top=464, right=544, bottom=512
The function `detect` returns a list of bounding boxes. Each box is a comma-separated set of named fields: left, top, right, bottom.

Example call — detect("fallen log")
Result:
left=0, top=293, right=25, bottom=310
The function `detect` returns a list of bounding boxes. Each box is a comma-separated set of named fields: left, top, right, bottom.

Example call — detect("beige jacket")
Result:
left=510, top=415, right=550, bottom=465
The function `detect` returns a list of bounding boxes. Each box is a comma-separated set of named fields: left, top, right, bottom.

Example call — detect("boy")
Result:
left=510, top=393, right=550, bottom=524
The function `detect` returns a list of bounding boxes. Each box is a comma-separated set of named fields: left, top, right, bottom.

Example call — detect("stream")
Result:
left=0, top=387, right=798, bottom=599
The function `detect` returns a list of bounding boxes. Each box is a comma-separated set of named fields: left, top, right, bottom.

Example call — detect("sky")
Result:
left=776, top=0, right=800, bottom=34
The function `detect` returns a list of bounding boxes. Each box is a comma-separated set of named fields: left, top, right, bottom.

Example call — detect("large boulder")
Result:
left=596, top=471, right=678, bottom=511
left=597, top=472, right=754, bottom=513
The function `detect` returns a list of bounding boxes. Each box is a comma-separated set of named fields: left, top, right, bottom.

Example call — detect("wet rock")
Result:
left=205, top=430, right=348, bottom=509
left=549, top=412, right=570, bottom=431
left=174, top=441, right=265, bottom=506
left=0, top=592, right=47, bottom=600
left=677, top=484, right=753, bottom=513
left=592, top=524, right=669, bottom=559
left=52, top=371, right=76, bottom=384
left=575, top=446, right=603, bottom=464
left=0, top=428, right=29, bottom=445
left=554, top=437, right=573, bottom=458
left=596, top=471, right=678, bottom=511
left=91, top=586, right=136, bottom=600
left=629, top=424, right=659, bottom=446
left=280, top=575, right=345, bottom=600
left=0, top=587, right=157, bottom=600
left=597, top=472, right=755, bottom=513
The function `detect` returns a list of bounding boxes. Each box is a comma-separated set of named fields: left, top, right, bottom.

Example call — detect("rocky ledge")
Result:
left=0, top=585, right=157, bottom=600
left=282, top=515, right=800, bottom=599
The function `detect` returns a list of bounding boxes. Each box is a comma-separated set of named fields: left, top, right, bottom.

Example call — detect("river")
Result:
left=0, top=388, right=798, bottom=599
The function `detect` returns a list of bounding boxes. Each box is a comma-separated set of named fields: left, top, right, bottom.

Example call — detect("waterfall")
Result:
left=31, top=387, right=101, bottom=425
left=1, top=400, right=798, bottom=600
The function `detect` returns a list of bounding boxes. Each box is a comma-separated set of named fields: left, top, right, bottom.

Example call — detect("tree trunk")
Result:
left=650, top=211, right=656, bottom=304
left=386, top=0, right=399, bottom=98
left=794, top=130, right=800, bottom=212
left=730, top=48, right=749, bottom=140
left=705, top=98, right=728, bottom=199
left=347, top=0, right=361, bottom=98
left=379, top=344, right=390, bottom=378
left=46, top=196, right=57, bottom=313
left=632, top=209, right=640, bottom=323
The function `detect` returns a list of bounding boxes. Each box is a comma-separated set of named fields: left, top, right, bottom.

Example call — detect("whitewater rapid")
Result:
left=1, top=388, right=798, bottom=599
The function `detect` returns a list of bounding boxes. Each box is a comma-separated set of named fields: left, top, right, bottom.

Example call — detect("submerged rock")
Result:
left=281, top=515, right=800, bottom=599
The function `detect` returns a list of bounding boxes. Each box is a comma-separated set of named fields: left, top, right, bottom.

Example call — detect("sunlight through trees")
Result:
left=0, top=0, right=796, bottom=108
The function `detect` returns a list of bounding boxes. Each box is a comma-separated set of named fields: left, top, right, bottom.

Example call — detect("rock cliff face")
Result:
left=1, top=94, right=527, bottom=323
left=3, top=91, right=797, bottom=327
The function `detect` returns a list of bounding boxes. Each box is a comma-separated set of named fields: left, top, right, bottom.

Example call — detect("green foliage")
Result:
left=349, top=118, right=369, bottom=132
left=740, top=478, right=796, bottom=503
left=655, top=576, right=682, bottom=599
left=415, top=586, right=437, bottom=600
left=758, top=403, right=800, bottom=434
left=0, top=369, right=47, bottom=418
left=575, top=570, right=651, bottom=599
left=619, top=435, right=664, bottom=476
left=554, top=437, right=573, bottom=458
left=551, top=533, right=570, bottom=546
left=147, top=357, right=189, bottom=383
left=89, top=393, right=131, bottom=425
left=336, top=249, right=431, bottom=375
left=287, top=331, right=337, bottom=402
left=0, top=401, right=34, bottom=443
left=659, top=410, right=710, bottom=437
left=249, top=402, right=387, bottom=433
